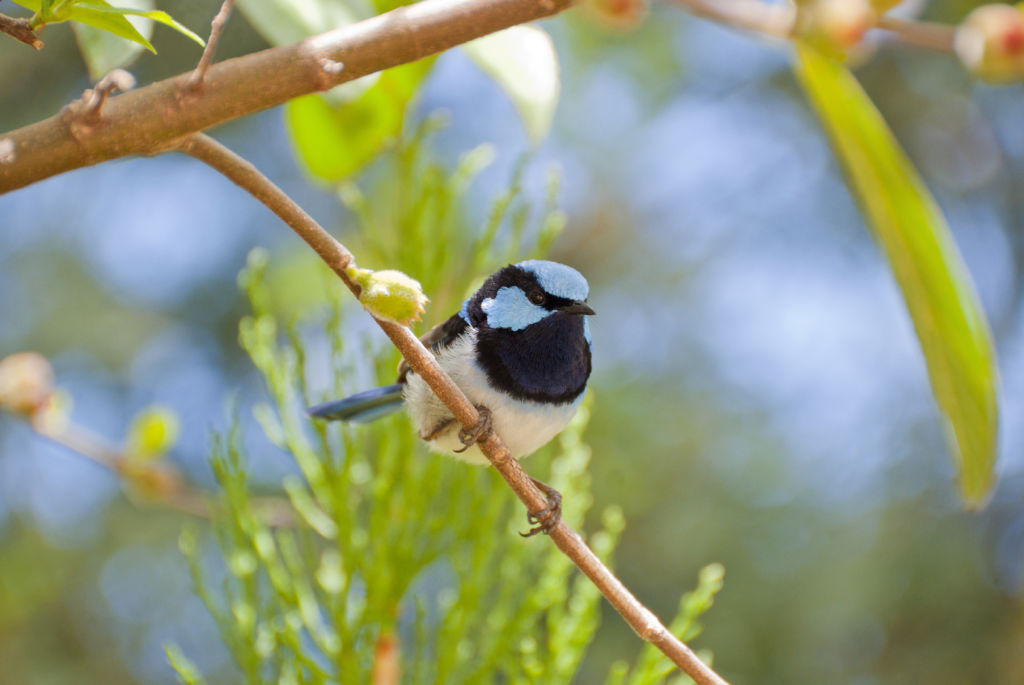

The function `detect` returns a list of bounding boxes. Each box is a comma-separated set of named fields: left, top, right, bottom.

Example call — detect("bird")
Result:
left=308, top=259, right=595, bottom=535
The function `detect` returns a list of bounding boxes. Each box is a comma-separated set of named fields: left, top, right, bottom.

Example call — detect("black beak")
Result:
left=559, top=300, right=596, bottom=316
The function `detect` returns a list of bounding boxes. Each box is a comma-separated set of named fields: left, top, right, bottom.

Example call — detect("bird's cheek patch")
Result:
left=481, top=286, right=552, bottom=331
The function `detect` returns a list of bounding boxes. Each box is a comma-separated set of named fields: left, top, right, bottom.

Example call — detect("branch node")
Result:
left=63, top=69, right=136, bottom=139
left=0, top=139, right=15, bottom=165
left=316, top=57, right=346, bottom=90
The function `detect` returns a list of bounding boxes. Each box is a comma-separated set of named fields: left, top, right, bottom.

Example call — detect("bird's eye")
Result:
left=528, top=290, right=545, bottom=306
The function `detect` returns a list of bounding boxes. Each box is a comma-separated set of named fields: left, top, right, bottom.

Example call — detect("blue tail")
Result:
left=308, top=384, right=404, bottom=424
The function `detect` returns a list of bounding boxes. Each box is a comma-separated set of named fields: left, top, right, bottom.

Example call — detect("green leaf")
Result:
left=9, top=0, right=41, bottom=11
left=11, top=0, right=69, bottom=25
left=165, top=643, right=208, bottom=685
left=72, top=0, right=153, bottom=79
left=462, top=26, right=560, bottom=143
left=73, top=3, right=205, bottom=47
left=66, top=1, right=155, bottom=52
left=794, top=42, right=1000, bottom=506
left=284, top=59, right=433, bottom=181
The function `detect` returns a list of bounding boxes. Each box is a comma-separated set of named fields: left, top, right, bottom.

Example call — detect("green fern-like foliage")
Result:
left=169, top=125, right=722, bottom=683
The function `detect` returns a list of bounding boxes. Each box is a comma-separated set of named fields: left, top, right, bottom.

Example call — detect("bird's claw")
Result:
left=520, top=478, right=562, bottom=537
left=454, top=406, right=492, bottom=453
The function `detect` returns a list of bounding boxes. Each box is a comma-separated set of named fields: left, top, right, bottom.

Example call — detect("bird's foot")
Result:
left=520, top=477, right=562, bottom=537
left=454, top=406, right=492, bottom=453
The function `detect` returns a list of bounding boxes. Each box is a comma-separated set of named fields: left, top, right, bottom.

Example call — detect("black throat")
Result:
left=474, top=312, right=591, bottom=405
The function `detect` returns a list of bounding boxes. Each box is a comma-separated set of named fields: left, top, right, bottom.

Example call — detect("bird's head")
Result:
left=462, top=260, right=595, bottom=333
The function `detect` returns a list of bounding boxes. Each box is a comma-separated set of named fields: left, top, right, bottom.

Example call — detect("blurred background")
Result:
left=3, top=0, right=1024, bottom=682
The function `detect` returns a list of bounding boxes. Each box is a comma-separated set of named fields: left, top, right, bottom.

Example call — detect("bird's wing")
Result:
left=397, top=312, right=470, bottom=382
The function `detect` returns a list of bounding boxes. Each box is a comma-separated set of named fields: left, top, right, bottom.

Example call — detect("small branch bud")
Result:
left=955, top=3, right=1024, bottom=83
left=0, top=352, right=54, bottom=416
left=0, top=139, right=15, bottom=165
left=796, top=0, right=877, bottom=56
left=64, top=70, right=137, bottom=137
left=315, top=57, right=346, bottom=90
left=582, top=0, right=650, bottom=31
left=346, top=267, right=429, bottom=325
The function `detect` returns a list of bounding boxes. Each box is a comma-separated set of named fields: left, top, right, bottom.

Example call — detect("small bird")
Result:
left=309, top=260, right=595, bottom=535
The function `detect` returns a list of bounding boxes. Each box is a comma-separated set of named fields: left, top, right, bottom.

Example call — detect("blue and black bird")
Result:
left=309, top=260, right=595, bottom=534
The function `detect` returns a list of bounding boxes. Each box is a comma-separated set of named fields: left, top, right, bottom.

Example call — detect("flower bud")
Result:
left=955, top=4, right=1024, bottom=83
left=126, top=406, right=181, bottom=460
left=801, top=0, right=878, bottom=54
left=346, top=266, right=428, bottom=326
left=583, top=0, right=649, bottom=31
left=0, top=352, right=54, bottom=416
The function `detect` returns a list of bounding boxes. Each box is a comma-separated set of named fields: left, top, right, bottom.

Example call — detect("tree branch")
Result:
left=0, top=13, right=43, bottom=49
left=0, top=0, right=572, bottom=194
left=176, top=132, right=730, bottom=685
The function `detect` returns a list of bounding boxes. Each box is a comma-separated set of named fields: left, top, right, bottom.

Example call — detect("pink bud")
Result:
left=955, top=4, right=1024, bottom=83
left=0, top=352, right=54, bottom=416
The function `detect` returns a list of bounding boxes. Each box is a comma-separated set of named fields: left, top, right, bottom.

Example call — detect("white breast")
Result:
left=403, top=329, right=584, bottom=465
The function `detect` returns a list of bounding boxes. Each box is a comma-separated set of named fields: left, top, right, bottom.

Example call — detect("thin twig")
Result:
left=668, top=0, right=956, bottom=54
left=25, top=413, right=295, bottom=526
left=671, top=0, right=794, bottom=38
left=187, top=0, right=236, bottom=91
left=0, top=0, right=574, bottom=194
left=176, top=132, right=730, bottom=685
left=876, top=15, right=955, bottom=53
left=0, top=13, right=43, bottom=49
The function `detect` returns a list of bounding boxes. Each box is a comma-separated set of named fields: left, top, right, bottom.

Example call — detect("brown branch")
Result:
left=176, top=132, right=730, bottom=685
left=0, top=0, right=572, bottom=193
left=0, top=13, right=43, bottom=49
left=186, top=0, right=236, bottom=91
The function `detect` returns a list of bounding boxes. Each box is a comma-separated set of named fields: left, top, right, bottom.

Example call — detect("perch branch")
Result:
left=0, top=0, right=572, bottom=193
left=176, top=132, right=730, bottom=685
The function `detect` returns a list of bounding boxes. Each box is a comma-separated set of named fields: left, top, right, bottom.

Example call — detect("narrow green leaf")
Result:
left=165, top=644, right=208, bottom=685
left=794, top=42, right=999, bottom=506
left=66, top=1, right=154, bottom=52
left=73, top=3, right=205, bottom=46
left=462, top=26, right=560, bottom=143
left=284, top=59, right=433, bottom=181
